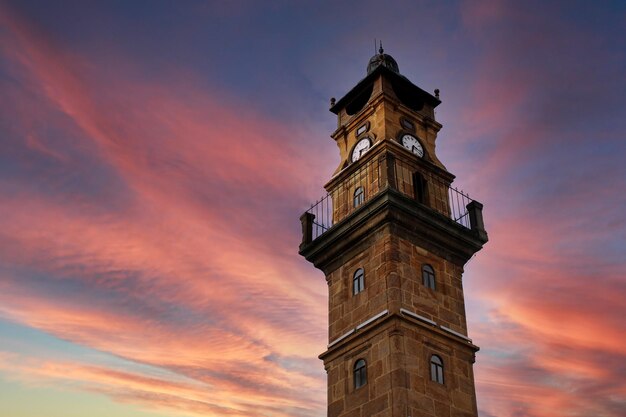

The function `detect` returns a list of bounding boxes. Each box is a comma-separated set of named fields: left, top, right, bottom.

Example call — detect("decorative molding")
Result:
left=400, top=307, right=473, bottom=343
left=328, top=329, right=355, bottom=348
left=327, top=310, right=389, bottom=348
left=356, top=310, right=389, bottom=330
left=440, top=325, right=472, bottom=343
left=400, top=308, right=437, bottom=326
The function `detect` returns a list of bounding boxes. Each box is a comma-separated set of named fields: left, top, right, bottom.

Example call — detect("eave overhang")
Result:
left=330, top=65, right=441, bottom=115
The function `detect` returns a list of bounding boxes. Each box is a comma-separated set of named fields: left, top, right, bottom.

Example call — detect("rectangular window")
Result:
left=413, top=172, right=427, bottom=204
left=422, top=265, right=436, bottom=290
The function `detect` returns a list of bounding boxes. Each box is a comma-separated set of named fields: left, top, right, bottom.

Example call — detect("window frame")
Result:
left=422, top=264, right=436, bottom=290
left=353, top=186, right=365, bottom=208
left=353, top=268, right=365, bottom=295
left=353, top=358, right=367, bottom=389
left=430, top=354, right=444, bottom=384
left=413, top=171, right=428, bottom=204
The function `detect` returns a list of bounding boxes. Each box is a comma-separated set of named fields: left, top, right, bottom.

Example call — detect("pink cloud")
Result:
left=0, top=352, right=323, bottom=417
left=1, top=2, right=624, bottom=417
left=451, top=4, right=626, bottom=416
left=0, top=3, right=327, bottom=416
left=469, top=208, right=626, bottom=416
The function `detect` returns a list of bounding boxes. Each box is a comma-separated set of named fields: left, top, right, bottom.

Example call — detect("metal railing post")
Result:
left=466, top=201, right=488, bottom=241
left=300, top=212, right=315, bottom=246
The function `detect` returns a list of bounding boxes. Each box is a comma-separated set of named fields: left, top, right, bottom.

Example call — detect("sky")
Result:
left=0, top=1, right=625, bottom=416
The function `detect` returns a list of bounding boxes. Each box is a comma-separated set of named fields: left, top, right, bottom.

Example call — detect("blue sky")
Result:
left=0, top=1, right=625, bottom=416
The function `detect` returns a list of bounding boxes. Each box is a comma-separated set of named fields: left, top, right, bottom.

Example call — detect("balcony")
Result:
left=300, top=152, right=487, bottom=246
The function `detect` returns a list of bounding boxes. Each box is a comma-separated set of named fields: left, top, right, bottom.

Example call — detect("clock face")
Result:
left=351, top=138, right=372, bottom=162
left=401, top=134, right=424, bottom=157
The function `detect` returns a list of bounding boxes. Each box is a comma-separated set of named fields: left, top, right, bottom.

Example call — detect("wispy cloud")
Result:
left=0, top=3, right=327, bottom=416
left=1, top=1, right=625, bottom=417
left=452, top=2, right=626, bottom=416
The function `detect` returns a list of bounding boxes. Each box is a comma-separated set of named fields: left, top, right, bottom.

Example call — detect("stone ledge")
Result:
left=320, top=312, right=479, bottom=364
left=300, top=188, right=487, bottom=273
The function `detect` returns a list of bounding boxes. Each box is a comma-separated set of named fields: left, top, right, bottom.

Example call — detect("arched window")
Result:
left=354, top=359, right=367, bottom=389
left=353, top=268, right=365, bottom=295
left=353, top=186, right=365, bottom=207
left=430, top=355, right=444, bottom=384
left=422, top=264, right=436, bottom=290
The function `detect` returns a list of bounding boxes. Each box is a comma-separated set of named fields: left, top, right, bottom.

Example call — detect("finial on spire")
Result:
left=366, top=42, right=399, bottom=75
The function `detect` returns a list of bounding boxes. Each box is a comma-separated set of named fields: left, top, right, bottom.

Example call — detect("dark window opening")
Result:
left=430, top=355, right=444, bottom=384
left=353, top=268, right=365, bottom=295
left=422, top=264, right=436, bottom=290
left=354, top=359, right=367, bottom=389
left=354, top=186, right=365, bottom=207
left=413, top=172, right=428, bottom=204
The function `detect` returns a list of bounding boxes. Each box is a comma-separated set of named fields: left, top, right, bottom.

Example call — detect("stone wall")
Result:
left=324, top=318, right=478, bottom=417
left=327, top=227, right=394, bottom=342
left=326, top=226, right=470, bottom=343
left=323, top=220, right=477, bottom=417
left=397, top=235, right=469, bottom=335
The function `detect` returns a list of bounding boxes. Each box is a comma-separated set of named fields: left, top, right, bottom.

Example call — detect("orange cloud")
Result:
left=0, top=353, right=324, bottom=417
left=469, top=213, right=626, bottom=417
left=2, top=2, right=624, bottom=417
left=0, top=3, right=327, bottom=416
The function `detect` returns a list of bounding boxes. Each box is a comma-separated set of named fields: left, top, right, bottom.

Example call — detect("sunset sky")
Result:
left=1, top=1, right=625, bottom=416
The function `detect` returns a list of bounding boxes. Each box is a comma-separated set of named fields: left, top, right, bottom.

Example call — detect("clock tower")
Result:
left=299, top=47, right=488, bottom=417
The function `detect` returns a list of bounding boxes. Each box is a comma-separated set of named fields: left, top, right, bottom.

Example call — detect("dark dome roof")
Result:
left=367, top=45, right=399, bottom=75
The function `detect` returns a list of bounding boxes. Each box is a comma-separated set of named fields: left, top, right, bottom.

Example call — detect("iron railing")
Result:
left=393, top=156, right=473, bottom=228
left=305, top=157, right=382, bottom=240
left=303, top=154, right=479, bottom=242
left=308, top=193, right=333, bottom=240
